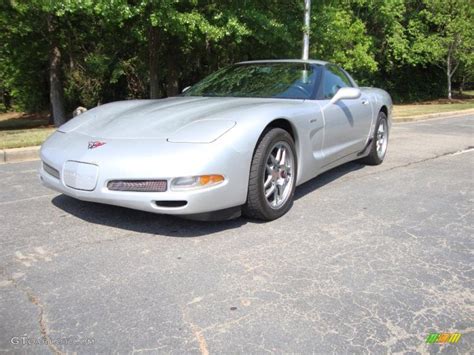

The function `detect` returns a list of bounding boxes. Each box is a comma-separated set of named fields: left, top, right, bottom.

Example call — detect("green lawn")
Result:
left=393, top=101, right=474, bottom=119
left=0, top=112, right=54, bottom=149
left=0, top=127, right=55, bottom=149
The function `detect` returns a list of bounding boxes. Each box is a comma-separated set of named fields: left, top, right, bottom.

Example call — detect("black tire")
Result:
left=360, top=111, right=389, bottom=166
left=243, top=128, right=297, bottom=221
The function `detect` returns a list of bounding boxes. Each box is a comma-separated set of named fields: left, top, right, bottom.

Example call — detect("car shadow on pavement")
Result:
left=294, top=161, right=365, bottom=200
left=51, top=161, right=364, bottom=236
left=52, top=195, right=247, bottom=237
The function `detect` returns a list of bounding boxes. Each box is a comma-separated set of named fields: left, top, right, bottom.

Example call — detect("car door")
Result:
left=320, top=65, right=372, bottom=164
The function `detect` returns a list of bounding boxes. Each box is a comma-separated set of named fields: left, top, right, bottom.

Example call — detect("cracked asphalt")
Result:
left=1, top=114, right=473, bottom=354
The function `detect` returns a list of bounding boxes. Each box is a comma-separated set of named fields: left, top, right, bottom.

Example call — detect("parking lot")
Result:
left=1, top=115, right=473, bottom=353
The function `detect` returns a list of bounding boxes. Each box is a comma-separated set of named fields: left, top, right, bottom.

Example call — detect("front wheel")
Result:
left=360, top=111, right=389, bottom=165
left=243, top=128, right=297, bottom=221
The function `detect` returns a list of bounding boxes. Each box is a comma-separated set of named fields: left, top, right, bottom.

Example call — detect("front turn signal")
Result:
left=199, top=175, right=224, bottom=185
left=171, top=175, right=225, bottom=191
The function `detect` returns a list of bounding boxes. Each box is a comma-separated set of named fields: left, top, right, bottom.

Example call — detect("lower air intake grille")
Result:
left=43, top=162, right=60, bottom=179
left=107, top=180, right=167, bottom=192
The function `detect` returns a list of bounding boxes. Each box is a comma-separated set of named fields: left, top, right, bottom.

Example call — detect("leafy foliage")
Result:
left=0, top=0, right=473, bottom=119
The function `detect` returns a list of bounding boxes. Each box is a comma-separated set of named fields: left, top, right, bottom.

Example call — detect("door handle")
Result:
left=361, top=99, right=369, bottom=105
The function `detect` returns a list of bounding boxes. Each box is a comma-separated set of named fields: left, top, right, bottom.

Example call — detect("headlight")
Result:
left=171, top=175, right=224, bottom=191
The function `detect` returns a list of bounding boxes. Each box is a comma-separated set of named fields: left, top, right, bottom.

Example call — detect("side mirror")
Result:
left=182, top=86, right=191, bottom=93
left=329, top=87, right=361, bottom=105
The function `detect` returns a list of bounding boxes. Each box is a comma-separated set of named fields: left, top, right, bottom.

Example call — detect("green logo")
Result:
left=426, top=333, right=461, bottom=344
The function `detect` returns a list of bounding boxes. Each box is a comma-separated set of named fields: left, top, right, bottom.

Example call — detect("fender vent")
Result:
left=107, top=180, right=167, bottom=192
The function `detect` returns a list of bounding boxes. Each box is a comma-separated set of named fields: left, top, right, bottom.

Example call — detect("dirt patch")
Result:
left=0, top=111, right=49, bottom=122
left=414, top=98, right=473, bottom=105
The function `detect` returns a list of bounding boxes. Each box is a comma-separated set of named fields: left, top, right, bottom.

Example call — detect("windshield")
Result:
left=183, top=63, right=320, bottom=100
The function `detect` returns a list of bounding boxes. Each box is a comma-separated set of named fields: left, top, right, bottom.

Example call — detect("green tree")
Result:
left=1, top=0, right=472, bottom=117
left=417, top=0, right=474, bottom=99
left=310, top=2, right=377, bottom=80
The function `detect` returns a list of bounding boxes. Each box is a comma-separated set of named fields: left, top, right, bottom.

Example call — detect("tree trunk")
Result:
left=2, top=89, right=12, bottom=111
left=447, top=72, right=452, bottom=100
left=447, top=53, right=452, bottom=100
left=48, top=103, right=54, bottom=125
left=459, top=74, right=465, bottom=96
left=166, top=49, right=179, bottom=97
left=149, top=26, right=160, bottom=99
left=47, top=16, right=66, bottom=127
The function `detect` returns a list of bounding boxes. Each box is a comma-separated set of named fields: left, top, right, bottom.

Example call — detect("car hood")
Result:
left=58, top=96, right=301, bottom=139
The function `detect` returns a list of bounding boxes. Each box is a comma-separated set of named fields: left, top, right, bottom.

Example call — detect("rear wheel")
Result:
left=243, top=128, right=297, bottom=221
left=361, top=111, right=389, bottom=165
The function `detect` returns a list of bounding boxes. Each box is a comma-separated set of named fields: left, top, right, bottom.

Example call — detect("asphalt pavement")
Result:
left=1, top=115, right=473, bottom=354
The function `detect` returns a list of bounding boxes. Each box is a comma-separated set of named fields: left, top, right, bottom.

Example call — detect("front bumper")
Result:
left=39, top=132, right=251, bottom=215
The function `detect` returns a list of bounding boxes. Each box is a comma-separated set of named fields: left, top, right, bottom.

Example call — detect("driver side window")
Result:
left=322, top=65, right=352, bottom=99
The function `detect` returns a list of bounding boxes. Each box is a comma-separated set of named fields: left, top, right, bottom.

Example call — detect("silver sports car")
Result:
left=40, top=59, right=392, bottom=221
